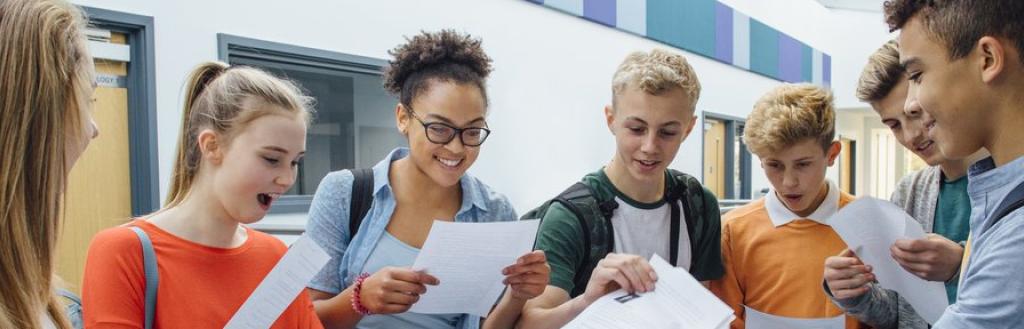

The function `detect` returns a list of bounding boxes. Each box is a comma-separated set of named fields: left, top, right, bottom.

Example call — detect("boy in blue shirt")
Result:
left=882, top=1, right=1024, bottom=327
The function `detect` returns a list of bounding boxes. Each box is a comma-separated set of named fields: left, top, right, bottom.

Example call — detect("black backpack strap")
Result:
left=987, top=179, right=1024, bottom=230
left=666, top=170, right=699, bottom=268
left=547, top=182, right=620, bottom=297
left=552, top=183, right=596, bottom=290
left=348, top=168, right=375, bottom=239
left=668, top=200, right=681, bottom=267
left=667, top=170, right=710, bottom=273
left=595, top=196, right=618, bottom=255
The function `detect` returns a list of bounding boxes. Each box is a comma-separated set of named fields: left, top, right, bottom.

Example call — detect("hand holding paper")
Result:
left=501, top=250, right=550, bottom=300
left=823, top=249, right=877, bottom=300
left=564, top=254, right=734, bottom=329
left=890, top=233, right=965, bottom=282
left=358, top=267, right=439, bottom=314
left=408, top=220, right=540, bottom=317
left=581, top=253, right=658, bottom=304
left=827, top=197, right=949, bottom=324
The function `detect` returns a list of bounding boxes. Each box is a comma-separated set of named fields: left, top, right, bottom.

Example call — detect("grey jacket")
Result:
left=828, top=167, right=942, bottom=329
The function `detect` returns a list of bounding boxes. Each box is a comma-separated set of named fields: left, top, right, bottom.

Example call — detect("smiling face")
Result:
left=208, top=111, right=307, bottom=223
left=397, top=81, right=487, bottom=188
left=899, top=15, right=991, bottom=161
left=760, top=139, right=840, bottom=216
left=871, top=79, right=945, bottom=166
left=606, top=86, right=697, bottom=186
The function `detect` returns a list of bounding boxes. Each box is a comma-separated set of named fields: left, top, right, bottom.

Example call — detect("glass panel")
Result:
left=229, top=56, right=402, bottom=195
left=733, top=124, right=746, bottom=199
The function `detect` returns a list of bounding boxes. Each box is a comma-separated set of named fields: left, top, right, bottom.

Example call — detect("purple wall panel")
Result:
left=778, top=33, right=802, bottom=83
left=714, top=2, right=733, bottom=63
left=584, top=0, right=616, bottom=26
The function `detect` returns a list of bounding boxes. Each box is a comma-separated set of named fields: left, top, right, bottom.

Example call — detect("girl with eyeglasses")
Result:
left=305, top=30, right=549, bottom=329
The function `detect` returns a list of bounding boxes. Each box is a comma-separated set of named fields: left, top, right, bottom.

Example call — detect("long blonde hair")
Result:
left=0, top=0, right=91, bottom=328
left=164, top=62, right=313, bottom=207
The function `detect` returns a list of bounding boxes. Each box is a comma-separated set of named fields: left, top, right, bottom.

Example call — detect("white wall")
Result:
left=73, top=0, right=894, bottom=215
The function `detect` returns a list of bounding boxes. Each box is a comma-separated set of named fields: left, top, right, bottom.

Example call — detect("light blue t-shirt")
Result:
left=305, top=147, right=519, bottom=329
left=934, top=156, right=1024, bottom=328
left=356, top=232, right=461, bottom=329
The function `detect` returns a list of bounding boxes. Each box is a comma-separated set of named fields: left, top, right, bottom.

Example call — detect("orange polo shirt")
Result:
left=710, top=187, right=870, bottom=329
left=82, top=220, right=323, bottom=329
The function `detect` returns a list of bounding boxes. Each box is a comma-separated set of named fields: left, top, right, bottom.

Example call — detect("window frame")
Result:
left=217, top=34, right=389, bottom=214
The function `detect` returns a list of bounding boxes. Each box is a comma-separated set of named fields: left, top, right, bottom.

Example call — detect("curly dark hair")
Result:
left=883, top=0, right=1024, bottom=64
left=383, top=30, right=493, bottom=107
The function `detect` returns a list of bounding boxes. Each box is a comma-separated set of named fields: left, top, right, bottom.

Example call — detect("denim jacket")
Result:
left=306, top=148, right=518, bottom=329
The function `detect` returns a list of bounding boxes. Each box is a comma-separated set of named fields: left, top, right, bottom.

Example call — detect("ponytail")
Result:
left=165, top=62, right=228, bottom=207
left=162, top=61, right=311, bottom=208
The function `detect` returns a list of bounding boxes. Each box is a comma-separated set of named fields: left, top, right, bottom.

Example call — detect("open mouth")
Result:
left=257, top=192, right=280, bottom=210
left=436, top=155, right=463, bottom=169
left=915, top=140, right=934, bottom=152
left=782, top=193, right=803, bottom=205
left=634, top=159, right=661, bottom=171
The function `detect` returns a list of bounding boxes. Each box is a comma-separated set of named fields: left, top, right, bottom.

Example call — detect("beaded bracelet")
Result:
left=351, top=273, right=372, bottom=315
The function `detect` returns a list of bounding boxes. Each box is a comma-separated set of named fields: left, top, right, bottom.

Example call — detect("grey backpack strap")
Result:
left=130, top=226, right=158, bottom=329
left=56, top=288, right=83, bottom=329
left=987, top=180, right=1024, bottom=230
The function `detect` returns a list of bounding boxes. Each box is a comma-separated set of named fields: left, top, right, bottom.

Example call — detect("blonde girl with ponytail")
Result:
left=0, top=0, right=98, bottom=328
left=82, top=62, right=323, bottom=328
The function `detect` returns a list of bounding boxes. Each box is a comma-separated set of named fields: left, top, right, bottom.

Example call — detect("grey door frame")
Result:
left=702, top=112, right=752, bottom=199
left=83, top=6, right=160, bottom=216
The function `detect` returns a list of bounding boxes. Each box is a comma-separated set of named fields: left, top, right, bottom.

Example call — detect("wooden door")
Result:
left=703, top=119, right=726, bottom=197
left=840, top=138, right=855, bottom=195
left=58, top=32, right=134, bottom=293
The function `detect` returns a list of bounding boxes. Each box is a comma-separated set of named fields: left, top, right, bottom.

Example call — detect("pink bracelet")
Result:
left=351, top=273, right=372, bottom=315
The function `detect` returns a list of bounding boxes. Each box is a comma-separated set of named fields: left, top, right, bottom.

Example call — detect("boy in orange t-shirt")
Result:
left=709, top=84, right=868, bottom=329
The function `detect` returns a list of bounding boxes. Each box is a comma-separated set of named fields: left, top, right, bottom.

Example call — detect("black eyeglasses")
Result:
left=404, top=105, right=491, bottom=147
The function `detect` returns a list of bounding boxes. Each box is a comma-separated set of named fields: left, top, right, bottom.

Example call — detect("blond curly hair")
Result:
left=611, top=49, right=701, bottom=111
left=744, top=83, right=835, bottom=156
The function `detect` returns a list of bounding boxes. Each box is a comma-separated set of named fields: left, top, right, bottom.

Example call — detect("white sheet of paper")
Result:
left=564, top=255, right=735, bottom=329
left=744, top=305, right=845, bottom=329
left=408, top=220, right=539, bottom=317
left=223, top=234, right=330, bottom=329
left=827, top=197, right=949, bottom=324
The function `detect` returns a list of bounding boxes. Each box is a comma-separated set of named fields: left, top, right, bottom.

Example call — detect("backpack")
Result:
left=347, top=168, right=375, bottom=239
left=62, top=227, right=157, bottom=329
left=520, top=169, right=718, bottom=297
left=985, top=179, right=1024, bottom=230
left=56, top=289, right=83, bottom=329
left=129, top=226, right=159, bottom=329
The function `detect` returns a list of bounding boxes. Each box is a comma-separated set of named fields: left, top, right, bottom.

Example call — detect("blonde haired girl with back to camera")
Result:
left=82, top=62, right=324, bottom=328
left=0, top=0, right=99, bottom=328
